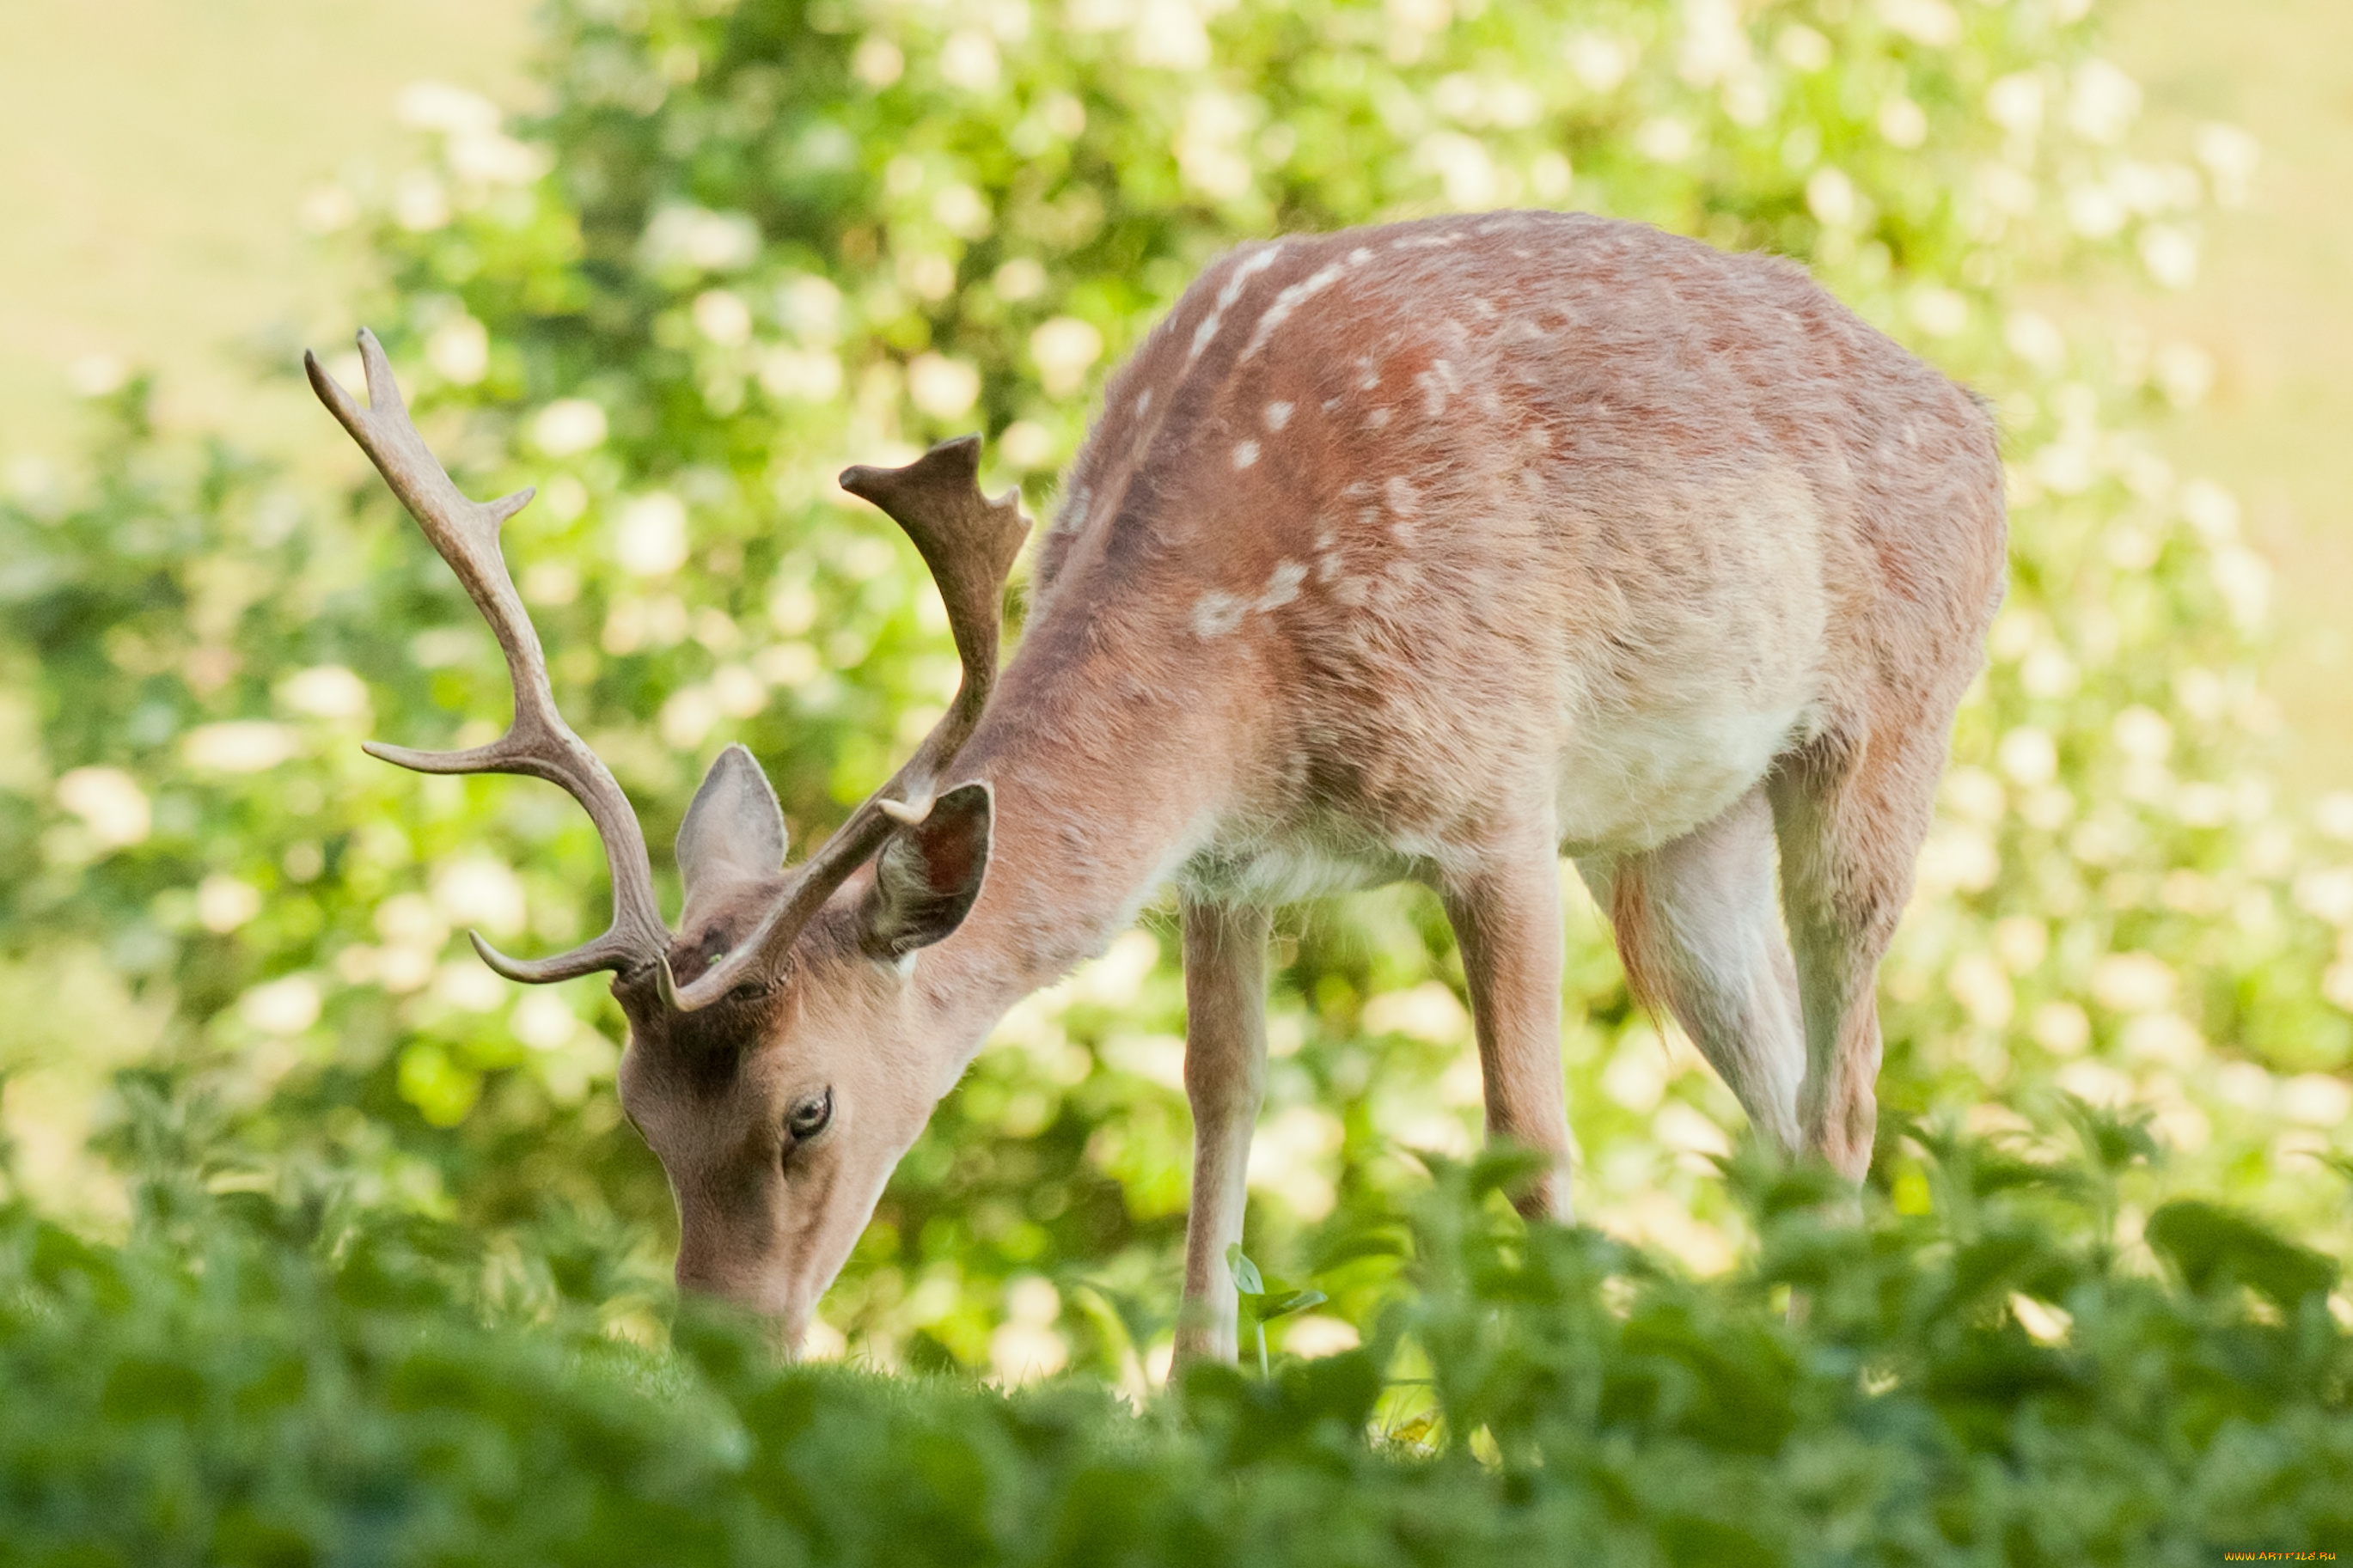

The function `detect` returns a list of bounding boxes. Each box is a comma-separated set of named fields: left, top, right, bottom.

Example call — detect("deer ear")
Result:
left=859, top=782, right=992, bottom=961
left=676, top=745, right=785, bottom=912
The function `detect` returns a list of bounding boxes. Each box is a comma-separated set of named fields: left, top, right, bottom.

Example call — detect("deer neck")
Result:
left=909, top=625, right=1244, bottom=1070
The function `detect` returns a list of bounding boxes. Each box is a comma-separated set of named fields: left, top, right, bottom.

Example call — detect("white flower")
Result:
left=1877, top=0, right=1959, bottom=48
left=511, top=991, right=579, bottom=1052
left=1363, top=981, right=1471, bottom=1046
left=1984, top=73, right=2044, bottom=137
left=2194, top=122, right=2260, bottom=206
left=197, top=874, right=263, bottom=934
left=614, top=491, right=690, bottom=577
left=1249, top=1104, right=1345, bottom=1219
left=2090, top=952, right=2176, bottom=1014
left=241, top=975, right=322, bottom=1035
left=278, top=665, right=372, bottom=722
left=692, top=290, right=753, bottom=345
left=1947, top=953, right=2014, bottom=1029
left=1175, top=91, right=1255, bottom=202
left=2139, top=225, right=2199, bottom=290
left=1030, top=317, right=1104, bottom=398
left=445, top=130, right=549, bottom=186
left=1634, top=116, right=1696, bottom=165
left=2112, top=705, right=2173, bottom=763
left=1564, top=33, right=1634, bottom=92
left=1134, top=0, right=1211, bottom=69
left=2277, top=1074, right=2352, bottom=1127
left=908, top=353, right=981, bottom=419
left=2210, top=546, right=2270, bottom=632
left=183, top=722, right=301, bottom=774
left=659, top=685, right=723, bottom=750
left=852, top=35, right=902, bottom=87
left=932, top=184, right=992, bottom=239
left=938, top=29, right=1001, bottom=91
left=2004, top=311, right=2066, bottom=371
left=433, top=961, right=506, bottom=1012
left=641, top=204, right=761, bottom=275
left=1910, top=287, right=1968, bottom=337
left=2068, top=59, right=2142, bottom=145
left=532, top=399, right=608, bottom=456
left=431, top=857, right=528, bottom=937
left=1806, top=167, right=1859, bottom=229
left=1421, top=131, right=1500, bottom=206
left=1879, top=96, right=1928, bottom=149
left=758, top=348, right=842, bottom=402
left=999, top=420, right=1055, bottom=470
left=1077, top=930, right=1159, bottom=1007
left=1281, top=1315, right=1362, bottom=1358
left=393, top=173, right=449, bottom=233
left=56, top=767, right=151, bottom=848
left=68, top=355, right=128, bottom=398
left=1996, top=727, right=2058, bottom=788
left=2031, top=1001, right=2091, bottom=1055
left=396, top=81, right=500, bottom=135
left=1916, top=824, right=1998, bottom=893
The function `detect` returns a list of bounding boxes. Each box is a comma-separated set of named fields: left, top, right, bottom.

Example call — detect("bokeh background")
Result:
left=3, top=0, right=2350, bottom=1384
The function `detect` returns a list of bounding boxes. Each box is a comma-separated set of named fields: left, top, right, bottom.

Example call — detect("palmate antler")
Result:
left=661, top=436, right=1028, bottom=1012
left=307, top=330, right=1028, bottom=1007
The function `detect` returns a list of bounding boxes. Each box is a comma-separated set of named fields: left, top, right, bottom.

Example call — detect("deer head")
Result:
left=307, top=331, right=1028, bottom=1345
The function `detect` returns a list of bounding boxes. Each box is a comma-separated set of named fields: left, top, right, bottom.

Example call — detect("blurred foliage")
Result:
left=2, top=0, right=2350, bottom=1405
left=3, top=1112, right=2350, bottom=1563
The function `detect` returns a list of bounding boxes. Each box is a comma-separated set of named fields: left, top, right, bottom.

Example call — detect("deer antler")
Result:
left=663, top=436, right=1029, bottom=1012
left=306, top=329, right=669, bottom=983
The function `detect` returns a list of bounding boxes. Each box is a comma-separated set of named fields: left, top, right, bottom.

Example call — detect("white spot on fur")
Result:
left=1348, top=247, right=1372, bottom=265
left=1054, top=483, right=1091, bottom=534
left=1256, top=559, right=1306, bottom=610
left=1332, top=576, right=1370, bottom=607
left=1317, top=552, right=1347, bottom=584
left=1355, top=358, right=1379, bottom=391
left=1187, top=244, right=1285, bottom=366
left=1366, top=407, right=1391, bottom=430
left=1385, top=475, right=1421, bottom=516
left=1243, top=258, right=1354, bottom=360
left=1191, top=591, right=1247, bottom=638
left=1417, top=359, right=1459, bottom=418
left=1134, top=387, right=1153, bottom=417
left=1232, top=439, right=1261, bottom=469
left=1264, top=400, right=1293, bottom=431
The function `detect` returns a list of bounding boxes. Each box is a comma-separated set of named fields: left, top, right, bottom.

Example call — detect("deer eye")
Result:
left=783, top=1089, right=834, bottom=1146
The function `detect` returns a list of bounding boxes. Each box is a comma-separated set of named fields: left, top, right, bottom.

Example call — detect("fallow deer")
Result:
left=309, top=209, right=2004, bottom=1364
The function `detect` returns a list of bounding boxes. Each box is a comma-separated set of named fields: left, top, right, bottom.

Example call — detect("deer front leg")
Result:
left=1441, top=829, right=1576, bottom=1223
left=1176, top=900, right=1271, bottom=1366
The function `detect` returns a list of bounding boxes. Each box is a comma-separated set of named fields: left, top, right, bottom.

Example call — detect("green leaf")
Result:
left=1253, top=1288, right=1327, bottom=1322
left=1225, top=1243, right=1263, bottom=1297
left=2145, top=1199, right=2339, bottom=1308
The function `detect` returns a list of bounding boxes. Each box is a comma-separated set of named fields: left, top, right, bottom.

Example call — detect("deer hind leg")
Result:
left=1576, top=784, right=1806, bottom=1156
left=1767, top=721, right=1947, bottom=1183
left=1440, top=823, right=1576, bottom=1223
left=1176, top=900, right=1271, bottom=1365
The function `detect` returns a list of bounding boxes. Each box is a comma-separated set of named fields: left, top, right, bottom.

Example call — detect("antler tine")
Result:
left=307, top=329, right=669, bottom=984
left=668, top=436, right=1028, bottom=1012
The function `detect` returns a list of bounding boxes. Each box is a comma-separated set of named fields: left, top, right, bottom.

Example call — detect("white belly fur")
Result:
left=1552, top=699, right=1805, bottom=856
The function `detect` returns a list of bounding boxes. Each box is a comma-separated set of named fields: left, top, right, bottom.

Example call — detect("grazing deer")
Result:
left=309, top=210, right=2003, bottom=1364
